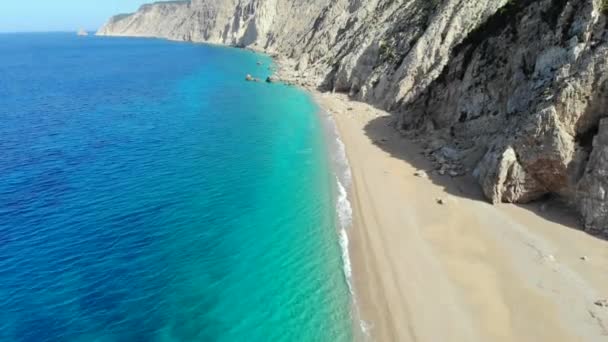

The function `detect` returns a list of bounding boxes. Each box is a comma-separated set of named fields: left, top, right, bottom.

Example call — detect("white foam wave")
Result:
left=339, top=229, right=352, bottom=280
left=320, top=107, right=352, bottom=187
left=319, top=109, right=371, bottom=340
left=336, top=179, right=353, bottom=231
left=326, top=114, right=354, bottom=289
left=336, top=163, right=372, bottom=340
left=334, top=136, right=352, bottom=187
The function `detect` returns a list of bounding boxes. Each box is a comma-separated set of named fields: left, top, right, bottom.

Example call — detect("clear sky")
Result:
left=0, top=0, right=150, bottom=33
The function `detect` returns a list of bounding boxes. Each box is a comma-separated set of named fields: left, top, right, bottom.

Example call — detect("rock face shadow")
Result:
left=362, top=114, right=604, bottom=239
left=362, top=114, right=487, bottom=203
left=515, top=198, right=607, bottom=242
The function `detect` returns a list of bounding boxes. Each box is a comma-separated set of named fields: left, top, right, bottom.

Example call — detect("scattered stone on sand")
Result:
left=347, top=107, right=354, bottom=111
left=436, top=198, right=446, bottom=205
left=594, top=299, right=608, bottom=308
left=373, top=138, right=389, bottom=146
left=373, top=139, right=386, bottom=145
left=414, top=170, right=428, bottom=179
left=581, top=256, right=589, bottom=261
left=544, top=254, right=556, bottom=262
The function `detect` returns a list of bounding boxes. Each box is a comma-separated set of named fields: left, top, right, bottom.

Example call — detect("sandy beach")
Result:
left=311, top=91, right=608, bottom=342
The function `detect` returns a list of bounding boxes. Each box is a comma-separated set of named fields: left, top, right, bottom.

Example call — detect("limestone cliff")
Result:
left=98, top=0, right=608, bottom=234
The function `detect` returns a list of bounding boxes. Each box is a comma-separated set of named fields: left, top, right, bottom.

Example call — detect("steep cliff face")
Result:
left=97, top=0, right=508, bottom=93
left=98, top=0, right=608, bottom=233
left=405, top=0, right=608, bottom=234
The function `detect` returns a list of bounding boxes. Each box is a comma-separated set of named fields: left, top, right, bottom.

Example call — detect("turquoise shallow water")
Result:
left=0, top=33, right=352, bottom=341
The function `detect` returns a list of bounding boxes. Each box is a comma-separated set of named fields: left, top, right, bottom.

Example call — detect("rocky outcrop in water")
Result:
left=98, top=0, right=608, bottom=233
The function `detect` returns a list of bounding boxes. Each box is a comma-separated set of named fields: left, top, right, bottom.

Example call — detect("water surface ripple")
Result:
left=0, top=33, right=351, bottom=342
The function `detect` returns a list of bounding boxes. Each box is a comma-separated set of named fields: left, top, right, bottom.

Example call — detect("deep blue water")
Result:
left=0, top=33, right=351, bottom=341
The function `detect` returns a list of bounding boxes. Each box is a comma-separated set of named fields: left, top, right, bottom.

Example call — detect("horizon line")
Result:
left=0, top=29, right=98, bottom=34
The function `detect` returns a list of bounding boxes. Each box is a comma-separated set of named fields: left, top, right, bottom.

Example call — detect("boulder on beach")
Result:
left=245, top=74, right=254, bottom=81
left=414, top=170, right=428, bottom=179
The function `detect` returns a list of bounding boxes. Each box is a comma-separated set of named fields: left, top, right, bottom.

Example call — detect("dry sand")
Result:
left=311, top=91, right=608, bottom=342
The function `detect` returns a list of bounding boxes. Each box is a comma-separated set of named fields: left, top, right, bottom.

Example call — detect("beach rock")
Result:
left=97, top=0, right=608, bottom=232
left=594, top=299, right=608, bottom=308
left=476, top=146, right=547, bottom=204
left=577, top=119, right=608, bottom=234
left=266, top=75, right=279, bottom=83
left=436, top=198, right=446, bottom=205
left=414, top=170, right=428, bottom=179
left=373, top=139, right=386, bottom=146
left=245, top=74, right=254, bottom=82
left=440, top=147, right=461, bottom=161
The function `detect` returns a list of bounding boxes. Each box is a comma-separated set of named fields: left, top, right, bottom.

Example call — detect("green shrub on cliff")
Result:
left=602, top=0, right=608, bottom=14
left=378, top=40, right=398, bottom=64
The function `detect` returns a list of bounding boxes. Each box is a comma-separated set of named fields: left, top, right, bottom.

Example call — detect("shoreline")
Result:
left=315, top=100, right=369, bottom=341
left=307, top=88, right=608, bottom=341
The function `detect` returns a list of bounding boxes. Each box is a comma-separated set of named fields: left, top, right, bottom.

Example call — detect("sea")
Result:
left=0, top=33, right=354, bottom=342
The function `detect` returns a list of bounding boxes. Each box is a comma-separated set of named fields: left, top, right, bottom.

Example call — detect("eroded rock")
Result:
left=577, top=119, right=608, bottom=234
left=475, top=146, right=547, bottom=204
